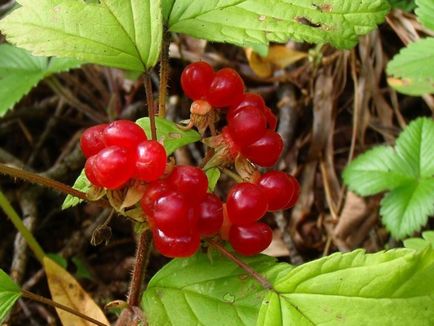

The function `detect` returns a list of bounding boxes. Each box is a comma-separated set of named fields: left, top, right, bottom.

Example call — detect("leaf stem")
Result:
left=0, top=191, right=45, bottom=262
left=144, top=73, right=157, bottom=141
left=158, top=28, right=170, bottom=118
left=206, top=239, right=274, bottom=290
left=220, top=167, right=243, bottom=183
left=21, top=290, right=108, bottom=326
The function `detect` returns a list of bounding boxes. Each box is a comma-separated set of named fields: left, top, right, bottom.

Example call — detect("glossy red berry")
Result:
left=103, top=120, right=147, bottom=151
left=196, top=194, right=223, bottom=236
left=226, top=182, right=268, bottom=225
left=229, top=223, right=272, bottom=256
left=140, top=180, right=174, bottom=217
left=206, top=68, right=244, bottom=107
left=231, top=93, right=266, bottom=111
left=80, top=124, right=108, bottom=158
left=181, top=62, right=215, bottom=100
left=167, top=166, right=208, bottom=203
left=258, top=171, right=299, bottom=211
left=92, top=146, right=135, bottom=189
left=227, top=105, right=267, bottom=146
left=135, top=141, right=167, bottom=182
left=263, top=107, right=277, bottom=130
left=282, top=175, right=300, bottom=209
left=241, top=130, right=283, bottom=167
left=153, top=228, right=200, bottom=258
left=84, top=155, right=102, bottom=187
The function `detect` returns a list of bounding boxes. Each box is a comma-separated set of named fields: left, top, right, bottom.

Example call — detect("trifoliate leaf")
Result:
left=165, top=0, right=390, bottom=51
left=258, top=248, right=434, bottom=325
left=0, top=44, right=80, bottom=116
left=0, top=0, right=162, bottom=71
left=404, top=230, right=434, bottom=250
left=416, top=0, right=434, bottom=30
left=343, top=117, right=434, bottom=239
left=0, top=269, right=21, bottom=323
left=62, top=170, right=91, bottom=210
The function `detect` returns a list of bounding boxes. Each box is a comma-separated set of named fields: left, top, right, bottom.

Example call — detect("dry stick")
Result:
left=207, top=239, right=274, bottom=290
left=21, top=290, right=108, bottom=326
left=158, top=29, right=170, bottom=118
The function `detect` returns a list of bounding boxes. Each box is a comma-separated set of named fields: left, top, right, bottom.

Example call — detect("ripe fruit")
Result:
left=167, top=166, right=208, bottom=203
left=282, top=175, right=300, bottom=209
left=135, top=141, right=167, bottom=182
left=258, top=171, right=299, bottom=211
left=241, top=130, right=283, bottom=167
left=227, top=105, right=267, bottom=146
left=140, top=180, right=174, bottom=217
left=181, top=62, right=215, bottom=100
left=80, top=124, right=108, bottom=158
left=226, top=182, right=268, bottom=225
left=231, top=93, right=266, bottom=111
left=196, top=194, right=223, bottom=236
left=206, top=68, right=244, bottom=107
left=92, top=146, right=135, bottom=189
left=153, top=228, right=200, bottom=258
left=84, top=155, right=102, bottom=187
left=229, top=223, right=272, bottom=256
left=103, top=120, right=147, bottom=151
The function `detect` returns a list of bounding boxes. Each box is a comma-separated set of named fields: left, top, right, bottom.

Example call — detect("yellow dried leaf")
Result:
left=43, top=257, right=109, bottom=326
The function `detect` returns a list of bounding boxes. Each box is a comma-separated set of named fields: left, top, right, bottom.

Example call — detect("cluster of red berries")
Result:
left=181, top=62, right=283, bottom=167
left=80, top=120, right=166, bottom=189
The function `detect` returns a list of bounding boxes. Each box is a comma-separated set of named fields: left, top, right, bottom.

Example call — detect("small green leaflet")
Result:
left=0, top=44, right=80, bottom=116
left=257, top=248, right=434, bottom=325
left=141, top=251, right=290, bottom=326
left=164, top=0, right=390, bottom=54
left=389, top=0, right=417, bottom=11
left=387, top=37, right=434, bottom=95
left=404, top=230, right=434, bottom=250
left=62, top=170, right=91, bottom=210
left=343, top=118, right=434, bottom=239
left=205, top=167, right=220, bottom=192
left=136, top=117, right=201, bottom=155
left=0, top=0, right=162, bottom=71
left=415, top=0, right=434, bottom=30
left=0, top=269, right=22, bottom=323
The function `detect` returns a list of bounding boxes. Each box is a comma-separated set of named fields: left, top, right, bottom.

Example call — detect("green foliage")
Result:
left=205, top=168, right=221, bottom=192
left=404, top=230, right=434, bottom=250
left=0, top=0, right=162, bottom=71
left=0, top=269, right=21, bottom=323
left=343, top=118, right=434, bottom=239
left=136, top=117, right=201, bottom=155
left=62, top=170, right=91, bottom=210
left=415, top=0, right=434, bottom=30
left=164, top=0, right=390, bottom=55
left=389, top=0, right=416, bottom=11
left=0, top=44, right=80, bottom=116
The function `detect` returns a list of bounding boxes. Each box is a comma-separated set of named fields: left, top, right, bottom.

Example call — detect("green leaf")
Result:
left=62, top=170, right=91, bottom=210
left=388, top=0, right=416, bottom=11
left=387, top=38, right=434, bottom=95
left=141, top=251, right=290, bottom=326
left=404, top=230, right=434, bottom=250
left=166, top=0, right=390, bottom=50
left=416, top=0, right=434, bottom=30
left=71, top=257, right=93, bottom=280
left=46, top=253, right=68, bottom=269
left=343, top=117, right=434, bottom=239
left=0, top=269, right=22, bottom=323
left=0, top=44, right=80, bottom=116
left=205, top=168, right=220, bottom=192
left=136, top=117, right=201, bottom=155
left=0, top=0, right=162, bottom=71
left=258, top=248, right=434, bottom=325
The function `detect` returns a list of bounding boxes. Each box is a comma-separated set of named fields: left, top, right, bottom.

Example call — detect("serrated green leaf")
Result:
left=136, top=117, right=201, bottom=155
left=0, top=0, right=162, bottom=71
left=0, top=44, right=80, bottom=116
left=416, top=0, right=434, bottom=30
left=387, top=38, right=434, bottom=95
left=404, top=230, right=434, bottom=250
left=62, top=170, right=91, bottom=210
left=0, top=269, right=22, bottom=323
left=142, top=251, right=291, bottom=326
left=389, top=0, right=416, bottom=11
left=258, top=248, right=434, bottom=325
left=205, top=168, right=220, bottom=192
left=166, top=0, right=390, bottom=50
left=380, top=178, right=434, bottom=239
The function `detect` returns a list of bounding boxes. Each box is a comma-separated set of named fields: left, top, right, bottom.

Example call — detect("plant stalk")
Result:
left=158, top=29, right=170, bottom=118
left=144, top=73, right=157, bottom=141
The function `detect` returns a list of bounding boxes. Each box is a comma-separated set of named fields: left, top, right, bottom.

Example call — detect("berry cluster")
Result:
left=181, top=62, right=283, bottom=167
left=140, top=166, right=223, bottom=258
left=81, top=120, right=167, bottom=189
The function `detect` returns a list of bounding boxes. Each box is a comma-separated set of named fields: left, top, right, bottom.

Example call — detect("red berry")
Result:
left=241, top=130, right=283, bottom=167
left=181, top=62, right=215, bottom=100
left=226, top=182, right=268, bottom=225
left=140, top=180, right=174, bottom=217
left=135, top=141, right=167, bottom=182
left=80, top=124, right=108, bottom=158
left=219, top=204, right=231, bottom=241
left=231, top=93, right=266, bottom=111
left=92, top=146, right=135, bottom=189
left=84, top=155, right=102, bottom=187
left=258, top=171, right=299, bottom=211
left=227, top=105, right=267, bottom=146
left=206, top=68, right=244, bottom=107
left=263, top=107, right=277, bottom=130
left=167, top=166, right=208, bottom=203
left=196, top=194, right=223, bottom=236
left=103, top=120, right=147, bottom=151
left=229, top=223, right=272, bottom=256
left=153, top=228, right=200, bottom=258
left=282, top=175, right=300, bottom=209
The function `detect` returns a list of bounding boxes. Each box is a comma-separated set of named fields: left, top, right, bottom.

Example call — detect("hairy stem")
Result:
left=158, top=29, right=170, bottom=118
left=21, top=290, right=108, bottom=326
left=0, top=191, right=45, bottom=262
left=207, top=239, right=273, bottom=290
left=144, top=74, right=157, bottom=140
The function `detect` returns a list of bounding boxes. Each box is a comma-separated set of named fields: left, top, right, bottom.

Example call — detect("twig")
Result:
left=158, top=29, right=170, bottom=118
left=144, top=74, right=157, bottom=140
